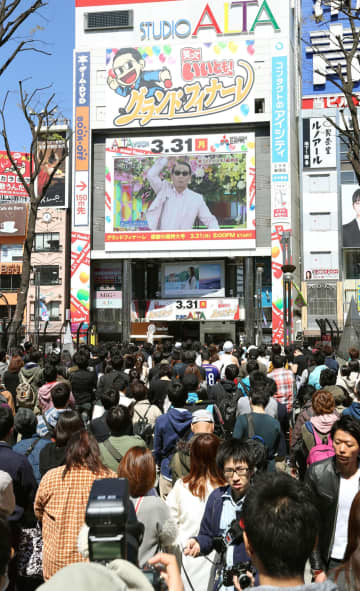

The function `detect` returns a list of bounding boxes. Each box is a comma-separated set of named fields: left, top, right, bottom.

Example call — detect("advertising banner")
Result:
left=0, top=203, right=27, bottom=237
left=163, top=262, right=224, bottom=297
left=94, top=290, right=122, bottom=309
left=303, top=118, right=336, bottom=169
left=304, top=266, right=339, bottom=282
left=271, top=40, right=291, bottom=344
left=0, top=151, right=31, bottom=199
left=71, top=51, right=91, bottom=332
left=342, top=184, right=360, bottom=248
left=105, top=39, right=256, bottom=129
left=105, top=132, right=255, bottom=251
left=145, top=298, right=241, bottom=321
left=38, top=137, right=67, bottom=208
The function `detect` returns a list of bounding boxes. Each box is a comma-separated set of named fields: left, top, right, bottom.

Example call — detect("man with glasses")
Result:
left=146, top=157, right=219, bottom=231
left=184, top=439, right=254, bottom=591
left=343, top=188, right=360, bottom=247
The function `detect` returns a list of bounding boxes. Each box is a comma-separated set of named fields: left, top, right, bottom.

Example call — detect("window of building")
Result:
left=309, top=212, right=331, bottom=231
left=307, top=174, right=331, bottom=193
left=34, top=233, right=60, bottom=252
left=0, top=275, right=21, bottom=291
left=344, top=250, right=360, bottom=279
left=307, top=283, right=337, bottom=318
left=0, top=244, right=23, bottom=262
left=34, top=266, right=59, bottom=285
left=30, top=301, right=61, bottom=321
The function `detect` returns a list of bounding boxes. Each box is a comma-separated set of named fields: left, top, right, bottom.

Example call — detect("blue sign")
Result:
left=302, top=0, right=360, bottom=96
left=272, top=56, right=288, bottom=163
left=75, top=52, right=90, bottom=108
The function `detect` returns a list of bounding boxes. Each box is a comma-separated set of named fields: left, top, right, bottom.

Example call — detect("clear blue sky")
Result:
left=0, top=1, right=74, bottom=152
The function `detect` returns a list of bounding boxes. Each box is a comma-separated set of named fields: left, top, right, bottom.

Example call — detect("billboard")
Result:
left=342, top=185, right=360, bottom=249
left=0, top=203, right=27, bottom=237
left=145, top=298, right=241, bottom=321
left=303, top=118, right=336, bottom=169
left=162, top=262, right=224, bottom=297
left=38, top=137, right=67, bottom=208
left=105, top=39, right=256, bottom=129
left=0, top=151, right=31, bottom=199
left=105, top=132, right=255, bottom=252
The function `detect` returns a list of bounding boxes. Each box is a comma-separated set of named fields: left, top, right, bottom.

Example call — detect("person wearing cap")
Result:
left=170, top=409, right=215, bottom=484
left=13, top=408, right=49, bottom=484
left=214, top=341, right=239, bottom=379
left=343, top=187, right=360, bottom=247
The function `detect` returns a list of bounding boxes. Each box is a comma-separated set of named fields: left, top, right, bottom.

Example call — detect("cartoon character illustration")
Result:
left=107, top=48, right=172, bottom=100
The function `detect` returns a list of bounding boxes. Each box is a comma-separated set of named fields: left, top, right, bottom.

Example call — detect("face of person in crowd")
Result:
left=353, top=196, right=360, bottom=219
left=223, top=458, right=251, bottom=500
left=333, top=429, right=360, bottom=468
left=171, top=163, right=191, bottom=193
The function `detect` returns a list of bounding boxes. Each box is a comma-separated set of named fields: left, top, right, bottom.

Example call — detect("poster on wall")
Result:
left=0, top=203, right=27, bottom=237
left=303, top=118, right=336, bottom=169
left=105, top=132, right=255, bottom=251
left=38, top=136, right=67, bottom=208
left=163, top=262, right=224, bottom=297
left=105, top=39, right=256, bottom=129
left=342, top=185, right=360, bottom=248
left=0, top=151, right=31, bottom=199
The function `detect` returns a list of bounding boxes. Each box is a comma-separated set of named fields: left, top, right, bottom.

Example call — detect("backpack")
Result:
left=133, top=406, right=153, bottom=446
left=16, top=372, right=36, bottom=410
left=217, top=390, right=241, bottom=434
left=245, top=413, right=269, bottom=471
left=305, top=422, right=335, bottom=466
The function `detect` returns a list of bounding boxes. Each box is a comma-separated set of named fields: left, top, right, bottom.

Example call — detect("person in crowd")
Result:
left=0, top=351, right=8, bottom=382
left=37, top=382, right=74, bottom=438
left=37, top=364, right=61, bottom=412
left=19, top=349, right=43, bottom=396
left=89, top=388, right=119, bottom=442
left=349, top=348, right=360, bottom=362
left=96, top=353, right=128, bottom=399
left=268, top=353, right=296, bottom=413
left=34, top=430, right=117, bottom=580
left=233, top=384, right=282, bottom=471
left=0, top=405, right=37, bottom=522
left=0, top=470, right=15, bottom=517
left=0, top=379, right=15, bottom=415
left=320, top=368, right=349, bottom=412
left=185, top=439, right=254, bottom=591
left=69, top=351, right=97, bottom=420
left=3, top=355, right=23, bottom=408
left=240, top=471, right=337, bottom=591
left=300, top=390, right=339, bottom=462
left=323, top=344, right=339, bottom=374
left=267, top=343, right=283, bottom=373
left=171, top=350, right=186, bottom=380
left=118, top=447, right=175, bottom=566
left=0, top=516, right=11, bottom=591
left=305, top=415, right=360, bottom=581
left=334, top=489, right=360, bottom=590
left=99, top=405, right=146, bottom=472
left=149, top=363, right=173, bottom=411
left=153, top=381, right=193, bottom=500
left=134, top=351, right=149, bottom=386
left=337, top=362, right=360, bottom=398
left=214, top=341, right=239, bottom=378
left=343, top=381, right=360, bottom=421
left=130, top=380, right=161, bottom=440
left=308, top=350, right=328, bottom=391
left=208, top=364, right=239, bottom=406
left=201, top=348, right=220, bottom=388
left=236, top=360, right=258, bottom=396
left=167, top=433, right=225, bottom=591
left=170, top=409, right=215, bottom=484
left=13, top=408, right=49, bottom=484
left=39, top=410, right=84, bottom=476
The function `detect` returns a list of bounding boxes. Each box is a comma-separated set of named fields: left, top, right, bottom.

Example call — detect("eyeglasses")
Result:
left=224, top=467, right=249, bottom=477
left=173, top=170, right=190, bottom=176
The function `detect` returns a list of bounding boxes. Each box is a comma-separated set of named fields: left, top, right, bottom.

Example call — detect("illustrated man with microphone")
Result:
left=146, top=157, right=219, bottom=231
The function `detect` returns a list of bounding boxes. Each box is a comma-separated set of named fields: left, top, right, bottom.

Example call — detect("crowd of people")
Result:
left=0, top=338, right=360, bottom=590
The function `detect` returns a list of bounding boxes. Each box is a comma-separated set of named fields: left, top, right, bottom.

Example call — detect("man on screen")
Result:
left=146, top=157, right=219, bottom=231
left=343, top=188, right=360, bottom=247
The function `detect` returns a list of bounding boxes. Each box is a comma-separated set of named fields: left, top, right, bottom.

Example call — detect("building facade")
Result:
left=72, top=0, right=301, bottom=345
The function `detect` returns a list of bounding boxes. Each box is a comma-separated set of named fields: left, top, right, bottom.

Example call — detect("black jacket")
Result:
left=89, top=413, right=111, bottom=443
left=304, top=457, right=357, bottom=570
left=69, top=369, right=97, bottom=406
left=343, top=218, right=360, bottom=248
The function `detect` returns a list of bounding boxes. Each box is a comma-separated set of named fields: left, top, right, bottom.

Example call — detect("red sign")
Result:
left=0, top=151, right=31, bottom=198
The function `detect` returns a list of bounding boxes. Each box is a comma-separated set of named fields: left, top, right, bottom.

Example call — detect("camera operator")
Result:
left=237, top=471, right=337, bottom=591
left=184, top=439, right=254, bottom=591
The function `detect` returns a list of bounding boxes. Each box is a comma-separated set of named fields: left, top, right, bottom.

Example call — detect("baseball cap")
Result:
left=192, top=409, right=214, bottom=424
left=223, top=341, right=234, bottom=353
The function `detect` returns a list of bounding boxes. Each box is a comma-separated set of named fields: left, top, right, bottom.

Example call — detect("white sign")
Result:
left=95, top=290, right=122, bottom=309
left=304, top=118, right=336, bottom=169
left=145, top=298, right=242, bottom=321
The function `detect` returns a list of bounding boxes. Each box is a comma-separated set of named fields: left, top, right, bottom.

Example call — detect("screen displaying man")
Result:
left=342, top=188, right=360, bottom=247
left=146, top=157, right=219, bottom=231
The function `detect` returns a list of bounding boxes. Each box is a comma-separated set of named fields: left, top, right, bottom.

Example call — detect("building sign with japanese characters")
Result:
left=145, top=298, right=241, bottom=321
left=0, top=152, right=31, bottom=199
left=303, top=118, right=336, bottom=169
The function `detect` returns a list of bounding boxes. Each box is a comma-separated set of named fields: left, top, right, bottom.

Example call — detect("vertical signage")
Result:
left=271, top=44, right=291, bottom=344
left=71, top=52, right=91, bottom=332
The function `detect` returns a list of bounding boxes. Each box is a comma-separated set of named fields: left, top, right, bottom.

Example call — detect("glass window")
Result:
left=341, top=171, right=356, bottom=184
left=0, top=275, right=21, bottom=290
left=344, top=250, right=360, bottom=279
left=34, top=233, right=60, bottom=251
left=0, top=244, right=23, bottom=262
left=35, top=266, right=59, bottom=285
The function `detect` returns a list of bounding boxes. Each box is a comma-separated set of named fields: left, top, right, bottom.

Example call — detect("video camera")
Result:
left=212, top=519, right=255, bottom=589
left=223, top=561, right=256, bottom=589
left=85, top=479, right=166, bottom=590
left=213, top=519, right=244, bottom=555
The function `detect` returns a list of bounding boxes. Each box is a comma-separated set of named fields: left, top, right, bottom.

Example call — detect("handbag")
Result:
left=17, top=522, right=43, bottom=578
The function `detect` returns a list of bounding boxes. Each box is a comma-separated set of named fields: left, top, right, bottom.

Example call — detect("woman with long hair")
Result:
left=3, top=355, right=23, bottom=407
left=34, top=430, right=117, bottom=580
left=334, top=490, right=360, bottom=590
left=166, top=433, right=225, bottom=591
left=118, top=446, right=175, bottom=566
left=39, top=410, right=84, bottom=476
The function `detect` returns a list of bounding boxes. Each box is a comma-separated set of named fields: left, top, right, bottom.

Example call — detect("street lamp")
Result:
left=281, top=263, right=296, bottom=347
